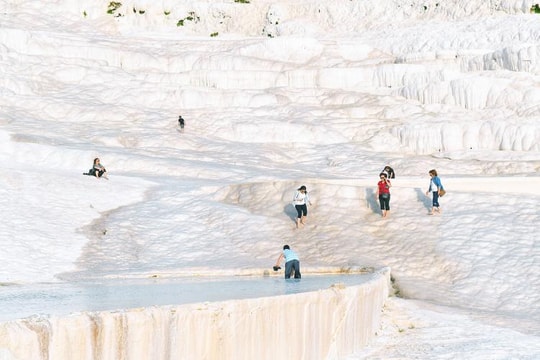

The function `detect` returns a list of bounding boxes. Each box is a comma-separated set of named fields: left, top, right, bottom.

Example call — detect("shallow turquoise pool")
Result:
left=0, top=273, right=376, bottom=321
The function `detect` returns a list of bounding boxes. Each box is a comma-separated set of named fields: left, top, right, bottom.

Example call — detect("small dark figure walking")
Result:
left=178, top=115, right=185, bottom=130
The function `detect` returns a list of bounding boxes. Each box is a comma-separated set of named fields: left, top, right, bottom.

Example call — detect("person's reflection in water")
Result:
left=284, top=278, right=302, bottom=294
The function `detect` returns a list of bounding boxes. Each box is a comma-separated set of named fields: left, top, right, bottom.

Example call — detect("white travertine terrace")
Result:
left=0, top=269, right=389, bottom=360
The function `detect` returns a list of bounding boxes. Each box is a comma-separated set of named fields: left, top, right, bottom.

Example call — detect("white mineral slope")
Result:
left=0, top=0, right=539, bottom=358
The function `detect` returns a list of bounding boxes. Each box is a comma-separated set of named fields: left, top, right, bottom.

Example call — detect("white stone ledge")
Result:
left=0, top=268, right=390, bottom=360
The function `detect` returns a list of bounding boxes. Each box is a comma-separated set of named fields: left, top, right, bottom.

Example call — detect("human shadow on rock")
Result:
left=284, top=203, right=298, bottom=223
left=365, top=188, right=380, bottom=216
left=416, top=187, right=432, bottom=212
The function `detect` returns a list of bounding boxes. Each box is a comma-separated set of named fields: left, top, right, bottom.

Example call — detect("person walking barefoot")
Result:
left=292, top=185, right=312, bottom=228
left=375, top=172, right=392, bottom=217
left=426, top=169, right=444, bottom=215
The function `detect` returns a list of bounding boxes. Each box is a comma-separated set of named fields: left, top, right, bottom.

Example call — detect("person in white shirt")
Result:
left=292, top=185, right=312, bottom=228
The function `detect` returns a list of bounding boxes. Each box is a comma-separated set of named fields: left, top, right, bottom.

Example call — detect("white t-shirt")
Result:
left=293, top=191, right=309, bottom=205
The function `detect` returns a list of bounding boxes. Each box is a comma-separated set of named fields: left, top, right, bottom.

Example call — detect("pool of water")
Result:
left=0, top=273, right=376, bottom=321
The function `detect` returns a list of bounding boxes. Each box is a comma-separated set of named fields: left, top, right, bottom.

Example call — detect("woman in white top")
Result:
left=293, top=185, right=312, bottom=228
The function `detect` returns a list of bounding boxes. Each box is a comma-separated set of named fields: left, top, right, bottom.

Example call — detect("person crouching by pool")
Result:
left=293, top=185, right=312, bottom=228
left=275, top=245, right=301, bottom=279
